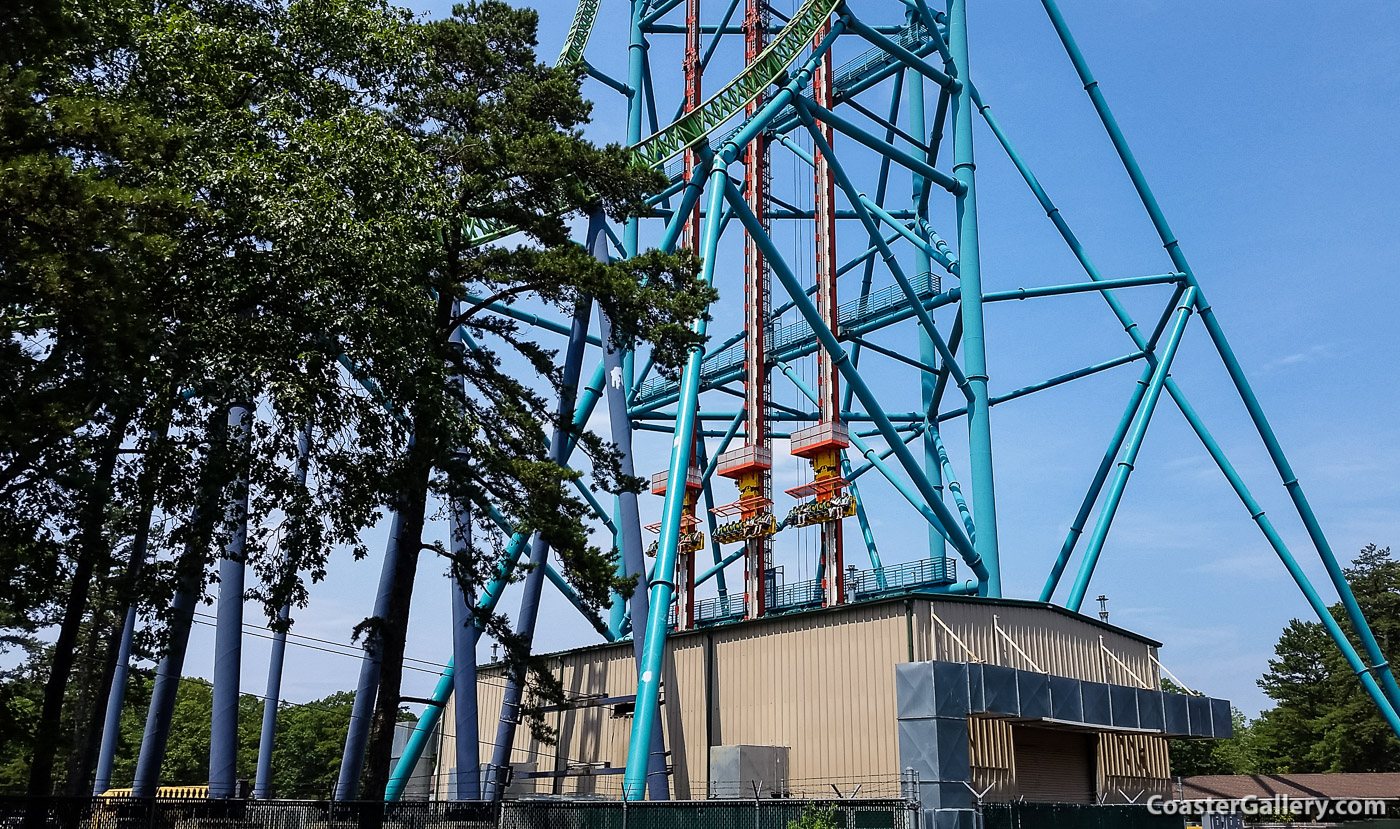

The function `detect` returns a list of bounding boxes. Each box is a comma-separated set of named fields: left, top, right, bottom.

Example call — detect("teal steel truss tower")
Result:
left=93, top=0, right=1400, bottom=804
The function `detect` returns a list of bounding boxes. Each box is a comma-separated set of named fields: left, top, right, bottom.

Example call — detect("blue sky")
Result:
left=184, top=0, right=1400, bottom=722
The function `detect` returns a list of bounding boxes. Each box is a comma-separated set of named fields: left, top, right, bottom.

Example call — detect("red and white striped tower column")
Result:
left=740, top=0, right=773, bottom=620
left=811, top=18, right=844, bottom=606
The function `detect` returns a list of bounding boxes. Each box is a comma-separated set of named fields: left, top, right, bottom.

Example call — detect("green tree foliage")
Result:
left=2, top=0, right=710, bottom=799
left=0, top=660, right=383, bottom=799
left=1251, top=544, right=1400, bottom=773
left=352, top=1, right=713, bottom=798
left=786, top=805, right=839, bottom=829
left=1165, top=545, right=1400, bottom=777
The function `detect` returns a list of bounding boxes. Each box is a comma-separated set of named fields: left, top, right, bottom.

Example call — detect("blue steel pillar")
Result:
left=608, top=497, right=629, bottom=638
left=590, top=209, right=669, bottom=800
left=336, top=508, right=406, bottom=800
left=947, top=0, right=1000, bottom=596
left=131, top=515, right=208, bottom=797
left=446, top=294, right=482, bottom=801
left=384, top=531, right=536, bottom=802
left=93, top=424, right=167, bottom=795
left=253, top=425, right=310, bottom=799
left=209, top=401, right=252, bottom=798
left=450, top=500, right=481, bottom=800
left=94, top=600, right=142, bottom=794
left=484, top=297, right=593, bottom=800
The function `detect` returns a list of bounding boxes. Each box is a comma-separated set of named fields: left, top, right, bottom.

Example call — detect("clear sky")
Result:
left=184, top=0, right=1400, bottom=724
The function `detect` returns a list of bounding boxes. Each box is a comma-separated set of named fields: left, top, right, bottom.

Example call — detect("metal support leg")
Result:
left=336, top=509, right=406, bottom=800
left=131, top=515, right=207, bottom=798
left=946, top=0, right=1000, bottom=596
left=450, top=501, right=480, bottom=800
left=909, top=69, right=945, bottom=563
left=1039, top=0, right=1400, bottom=715
left=253, top=425, right=310, bottom=799
left=209, top=401, right=251, bottom=799
left=622, top=164, right=727, bottom=799
left=1065, top=288, right=1196, bottom=610
left=593, top=209, right=669, bottom=801
left=485, top=298, right=593, bottom=800
left=94, top=424, right=167, bottom=795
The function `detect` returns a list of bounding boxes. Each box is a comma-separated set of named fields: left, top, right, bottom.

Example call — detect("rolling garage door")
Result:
left=1012, top=725, right=1095, bottom=803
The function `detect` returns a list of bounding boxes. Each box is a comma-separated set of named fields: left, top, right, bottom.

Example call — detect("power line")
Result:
left=188, top=610, right=453, bottom=672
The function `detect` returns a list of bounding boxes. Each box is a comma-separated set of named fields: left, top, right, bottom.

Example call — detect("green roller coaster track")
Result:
left=630, top=0, right=842, bottom=167
left=463, top=0, right=841, bottom=248
left=558, top=0, right=601, bottom=68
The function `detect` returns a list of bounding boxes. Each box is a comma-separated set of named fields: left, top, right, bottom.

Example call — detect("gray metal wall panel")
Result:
left=1017, top=672, right=1051, bottom=721
left=1163, top=692, right=1190, bottom=736
left=1137, top=690, right=1166, bottom=733
left=1081, top=681, right=1112, bottom=726
left=1109, top=684, right=1140, bottom=730
left=1049, top=675, right=1083, bottom=722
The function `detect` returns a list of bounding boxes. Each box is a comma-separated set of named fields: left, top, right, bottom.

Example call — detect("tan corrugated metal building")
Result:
left=430, top=594, right=1175, bottom=802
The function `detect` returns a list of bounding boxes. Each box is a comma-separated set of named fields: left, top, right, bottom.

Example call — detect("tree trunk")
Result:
left=358, top=443, right=434, bottom=802
left=72, top=411, right=172, bottom=794
left=64, top=606, right=124, bottom=794
left=27, top=411, right=130, bottom=797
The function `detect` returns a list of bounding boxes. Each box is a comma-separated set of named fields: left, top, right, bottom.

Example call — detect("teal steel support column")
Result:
left=693, top=432, right=728, bottom=600
left=1065, top=288, right=1196, bottom=611
left=1040, top=359, right=1154, bottom=603
left=842, top=13, right=959, bottom=91
left=699, top=407, right=743, bottom=601
left=1039, top=0, right=1400, bottom=714
left=928, top=425, right=974, bottom=543
left=696, top=547, right=747, bottom=586
left=622, top=163, right=728, bottom=800
left=1197, top=297, right=1400, bottom=714
left=842, top=70, right=904, bottom=420
left=1135, top=371, right=1400, bottom=734
left=622, top=32, right=851, bottom=796
left=845, top=469, right=883, bottom=578
left=794, top=98, right=970, bottom=402
left=947, top=0, right=1000, bottom=597
left=908, top=47, right=944, bottom=563
left=799, top=97, right=962, bottom=196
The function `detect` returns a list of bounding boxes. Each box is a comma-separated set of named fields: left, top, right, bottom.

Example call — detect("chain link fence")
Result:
left=0, top=797, right=917, bottom=829
left=979, top=802, right=1187, bottom=829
